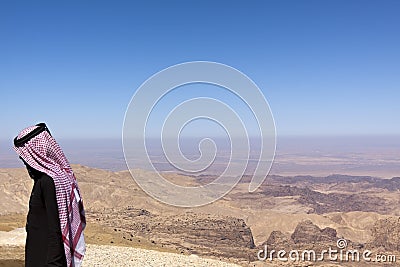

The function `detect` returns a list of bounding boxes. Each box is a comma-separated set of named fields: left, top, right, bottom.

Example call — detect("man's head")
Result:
left=13, top=122, right=70, bottom=179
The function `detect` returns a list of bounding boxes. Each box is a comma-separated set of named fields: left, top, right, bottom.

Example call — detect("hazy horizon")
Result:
left=2, top=135, right=399, bottom=178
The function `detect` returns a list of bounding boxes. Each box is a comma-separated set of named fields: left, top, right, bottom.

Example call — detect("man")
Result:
left=13, top=123, right=86, bottom=267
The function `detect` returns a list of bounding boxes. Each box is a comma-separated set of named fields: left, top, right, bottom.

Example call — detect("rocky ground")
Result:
left=83, top=244, right=241, bottom=267
left=0, top=244, right=241, bottom=267
left=87, top=207, right=256, bottom=262
left=1, top=166, right=400, bottom=266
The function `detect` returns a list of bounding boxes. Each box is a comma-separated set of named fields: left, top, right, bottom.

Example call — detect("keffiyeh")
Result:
left=14, top=123, right=86, bottom=267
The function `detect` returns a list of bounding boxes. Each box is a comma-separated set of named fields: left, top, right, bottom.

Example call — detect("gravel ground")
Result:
left=83, top=244, right=241, bottom=267
left=0, top=229, right=241, bottom=266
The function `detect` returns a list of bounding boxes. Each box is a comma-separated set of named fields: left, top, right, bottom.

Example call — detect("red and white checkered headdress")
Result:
left=14, top=123, right=86, bottom=267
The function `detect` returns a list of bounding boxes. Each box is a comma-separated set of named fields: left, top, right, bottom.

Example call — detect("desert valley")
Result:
left=1, top=162, right=399, bottom=266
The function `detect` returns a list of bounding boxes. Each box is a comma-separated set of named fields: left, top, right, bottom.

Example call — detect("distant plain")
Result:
left=2, top=136, right=399, bottom=178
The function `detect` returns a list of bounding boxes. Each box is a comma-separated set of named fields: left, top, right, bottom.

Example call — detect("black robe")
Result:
left=25, top=170, right=67, bottom=267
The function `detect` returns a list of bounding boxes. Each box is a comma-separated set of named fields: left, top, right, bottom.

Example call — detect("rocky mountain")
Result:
left=259, top=184, right=388, bottom=214
left=88, top=207, right=256, bottom=261
left=370, top=217, right=400, bottom=251
left=291, top=220, right=337, bottom=244
left=1, top=165, right=400, bottom=265
left=261, top=220, right=338, bottom=251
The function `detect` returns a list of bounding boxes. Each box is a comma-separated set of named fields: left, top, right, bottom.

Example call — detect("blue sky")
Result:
left=1, top=0, right=399, bottom=140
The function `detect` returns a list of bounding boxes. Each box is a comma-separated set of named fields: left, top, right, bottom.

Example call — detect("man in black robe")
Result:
left=24, top=162, right=67, bottom=267
left=14, top=123, right=86, bottom=267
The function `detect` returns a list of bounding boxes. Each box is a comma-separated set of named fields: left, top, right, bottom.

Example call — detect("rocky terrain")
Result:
left=87, top=207, right=256, bottom=262
left=1, top=165, right=399, bottom=266
left=370, top=217, right=400, bottom=251
left=260, top=220, right=341, bottom=258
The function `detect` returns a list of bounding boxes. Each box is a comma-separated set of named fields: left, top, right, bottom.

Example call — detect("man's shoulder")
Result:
left=38, top=172, right=55, bottom=187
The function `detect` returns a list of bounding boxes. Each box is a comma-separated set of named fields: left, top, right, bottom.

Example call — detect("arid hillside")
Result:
left=1, top=165, right=399, bottom=266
